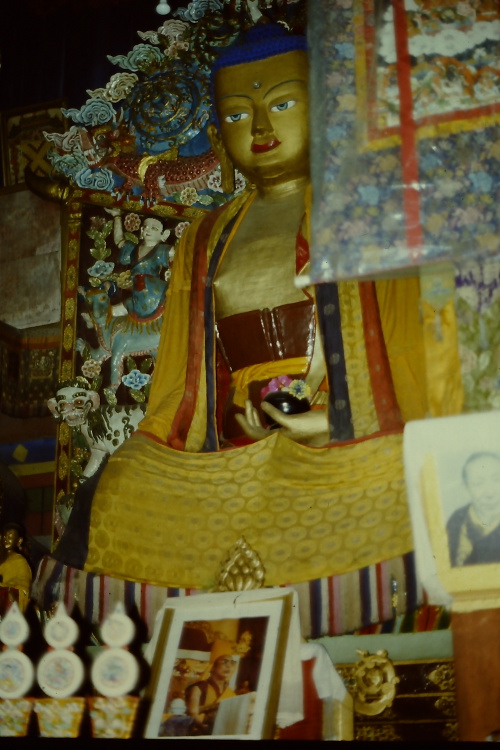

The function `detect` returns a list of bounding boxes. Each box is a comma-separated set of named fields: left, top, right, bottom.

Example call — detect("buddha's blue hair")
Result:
left=210, top=23, right=307, bottom=129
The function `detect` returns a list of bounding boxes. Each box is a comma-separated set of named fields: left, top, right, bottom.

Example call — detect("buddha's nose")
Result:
left=251, top=106, right=273, bottom=137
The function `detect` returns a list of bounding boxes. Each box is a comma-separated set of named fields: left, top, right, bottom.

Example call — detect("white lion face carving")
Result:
left=47, top=385, right=100, bottom=427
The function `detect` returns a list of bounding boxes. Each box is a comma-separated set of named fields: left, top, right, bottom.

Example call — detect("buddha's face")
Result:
left=213, top=50, right=309, bottom=189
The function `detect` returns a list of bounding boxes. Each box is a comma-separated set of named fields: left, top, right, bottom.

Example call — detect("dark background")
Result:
left=0, top=0, right=185, bottom=112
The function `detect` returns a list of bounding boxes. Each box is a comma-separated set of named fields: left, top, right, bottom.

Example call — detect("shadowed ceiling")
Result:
left=0, top=0, right=185, bottom=112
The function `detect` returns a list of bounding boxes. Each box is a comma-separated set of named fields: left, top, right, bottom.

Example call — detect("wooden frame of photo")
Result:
left=143, top=588, right=294, bottom=739
left=404, top=411, right=500, bottom=612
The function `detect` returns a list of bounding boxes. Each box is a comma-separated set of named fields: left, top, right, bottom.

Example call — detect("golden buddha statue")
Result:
left=0, top=522, right=32, bottom=612
left=68, top=24, right=429, bottom=590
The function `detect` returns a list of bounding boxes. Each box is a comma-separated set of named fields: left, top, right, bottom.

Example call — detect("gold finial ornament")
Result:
left=351, top=649, right=399, bottom=717
left=215, top=536, right=265, bottom=591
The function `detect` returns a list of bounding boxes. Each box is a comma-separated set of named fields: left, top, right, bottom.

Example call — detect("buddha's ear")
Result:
left=207, top=123, right=235, bottom=194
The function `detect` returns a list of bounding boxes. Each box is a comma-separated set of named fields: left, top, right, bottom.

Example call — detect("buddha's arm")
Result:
left=236, top=399, right=330, bottom=447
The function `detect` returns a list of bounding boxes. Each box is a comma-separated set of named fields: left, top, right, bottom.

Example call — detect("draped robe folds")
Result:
left=0, top=553, right=32, bottom=612
left=85, top=189, right=431, bottom=589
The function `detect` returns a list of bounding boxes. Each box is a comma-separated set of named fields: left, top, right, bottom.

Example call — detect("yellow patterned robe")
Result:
left=0, top=552, right=32, bottom=612
left=84, top=190, right=451, bottom=589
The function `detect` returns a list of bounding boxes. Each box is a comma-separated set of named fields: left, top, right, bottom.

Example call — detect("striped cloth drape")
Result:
left=32, top=551, right=425, bottom=640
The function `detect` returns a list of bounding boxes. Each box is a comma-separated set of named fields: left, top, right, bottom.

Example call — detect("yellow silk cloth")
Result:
left=419, top=263, right=464, bottom=418
left=231, top=356, right=308, bottom=408
left=85, top=188, right=465, bottom=589
left=139, top=190, right=432, bottom=446
left=86, top=430, right=412, bottom=588
left=376, top=278, right=428, bottom=423
left=421, top=299, right=463, bottom=417
left=140, top=193, right=251, bottom=451
left=0, top=553, right=32, bottom=611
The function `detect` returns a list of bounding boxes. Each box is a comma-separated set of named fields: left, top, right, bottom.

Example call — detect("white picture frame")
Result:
left=143, top=589, right=294, bottom=739
left=404, top=410, right=500, bottom=611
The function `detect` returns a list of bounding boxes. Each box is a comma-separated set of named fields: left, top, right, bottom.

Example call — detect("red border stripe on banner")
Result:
left=392, top=0, right=424, bottom=261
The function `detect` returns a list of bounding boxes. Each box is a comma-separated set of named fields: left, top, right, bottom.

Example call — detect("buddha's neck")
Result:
left=254, top=175, right=309, bottom=202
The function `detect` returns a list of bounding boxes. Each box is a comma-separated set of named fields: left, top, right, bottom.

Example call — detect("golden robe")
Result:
left=0, top=552, right=32, bottom=612
left=84, top=189, right=456, bottom=589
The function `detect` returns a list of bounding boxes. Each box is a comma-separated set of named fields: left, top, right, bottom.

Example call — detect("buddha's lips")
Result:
left=251, top=140, right=281, bottom=153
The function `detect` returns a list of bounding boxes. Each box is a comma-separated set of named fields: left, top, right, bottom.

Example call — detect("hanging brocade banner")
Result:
left=308, top=0, right=500, bottom=281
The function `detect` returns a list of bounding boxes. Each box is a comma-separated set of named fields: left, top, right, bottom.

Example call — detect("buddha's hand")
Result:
left=235, top=399, right=330, bottom=447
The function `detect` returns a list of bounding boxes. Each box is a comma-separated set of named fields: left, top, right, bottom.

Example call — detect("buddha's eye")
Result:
left=224, top=112, right=249, bottom=123
left=270, top=100, right=296, bottom=112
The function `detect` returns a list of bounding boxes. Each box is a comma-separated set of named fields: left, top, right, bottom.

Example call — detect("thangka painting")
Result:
left=309, top=0, right=500, bottom=281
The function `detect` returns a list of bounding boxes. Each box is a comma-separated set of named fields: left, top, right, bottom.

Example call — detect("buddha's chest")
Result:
left=213, top=195, right=306, bottom=318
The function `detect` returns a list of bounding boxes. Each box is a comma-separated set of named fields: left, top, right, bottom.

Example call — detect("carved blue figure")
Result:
left=106, top=208, right=172, bottom=320
left=77, top=284, right=163, bottom=391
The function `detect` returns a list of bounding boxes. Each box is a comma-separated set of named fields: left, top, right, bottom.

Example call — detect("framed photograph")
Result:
left=404, top=411, right=500, bottom=611
left=143, top=589, right=294, bottom=739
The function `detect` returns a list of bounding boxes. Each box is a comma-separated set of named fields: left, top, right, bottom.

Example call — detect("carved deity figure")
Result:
left=104, top=209, right=172, bottom=321
left=60, top=24, right=428, bottom=590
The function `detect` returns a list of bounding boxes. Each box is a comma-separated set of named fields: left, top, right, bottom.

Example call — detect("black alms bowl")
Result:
left=262, top=390, right=311, bottom=429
